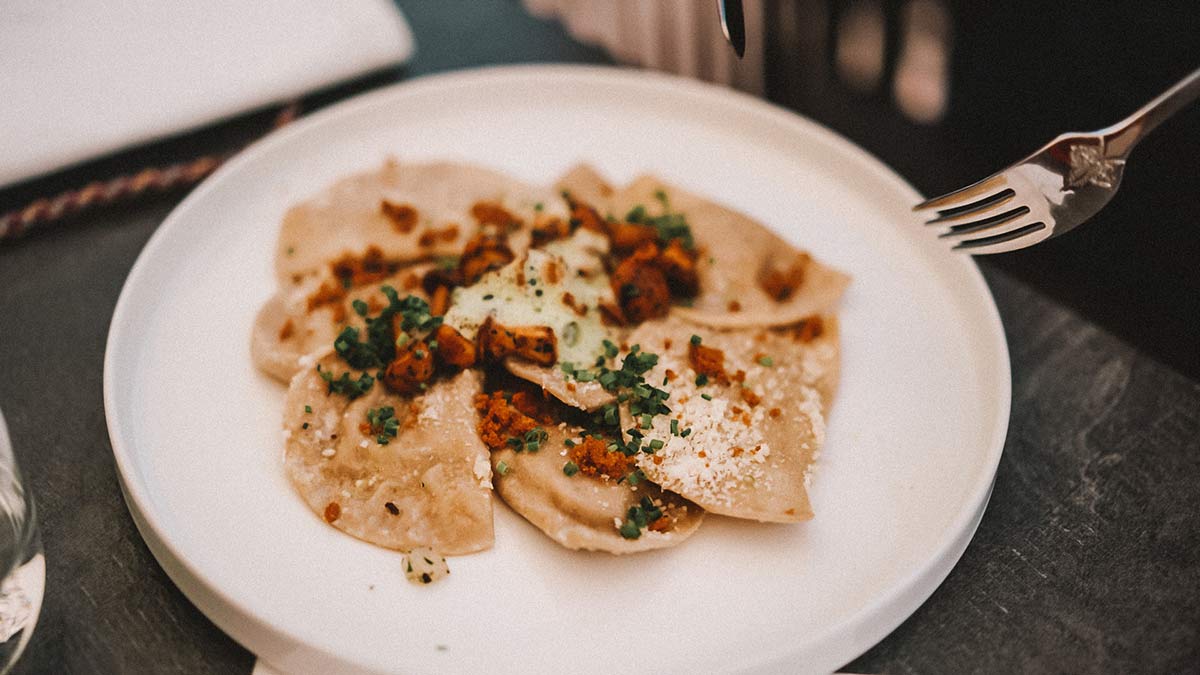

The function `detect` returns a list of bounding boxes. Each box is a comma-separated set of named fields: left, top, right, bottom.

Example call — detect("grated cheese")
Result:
left=631, top=323, right=829, bottom=509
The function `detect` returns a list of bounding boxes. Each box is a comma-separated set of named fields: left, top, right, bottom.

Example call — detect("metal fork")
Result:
left=915, top=68, right=1200, bottom=254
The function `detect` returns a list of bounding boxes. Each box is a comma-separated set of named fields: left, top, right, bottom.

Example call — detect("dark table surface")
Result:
left=2, top=1, right=1198, bottom=672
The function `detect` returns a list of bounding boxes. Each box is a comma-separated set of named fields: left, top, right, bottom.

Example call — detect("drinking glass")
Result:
left=0, top=407, right=43, bottom=673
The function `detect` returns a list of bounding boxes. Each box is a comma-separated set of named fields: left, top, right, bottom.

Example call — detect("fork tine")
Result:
left=946, top=213, right=1044, bottom=244
left=914, top=174, right=1008, bottom=212
left=952, top=221, right=1047, bottom=253
left=937, top=205, right=1031, bottom=237
left=925, top=188, right=1016, bottom=224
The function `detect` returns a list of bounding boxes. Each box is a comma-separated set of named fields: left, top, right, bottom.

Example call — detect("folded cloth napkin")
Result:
left=0, top=0, right=414, bottom=188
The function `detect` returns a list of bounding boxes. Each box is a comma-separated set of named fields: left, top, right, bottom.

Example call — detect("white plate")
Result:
left=105, top=66, right=1010, bottom=675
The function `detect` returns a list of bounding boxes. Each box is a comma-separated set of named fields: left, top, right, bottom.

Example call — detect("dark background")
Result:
left=766, top=0, right=1200, bottom=381
left=1, top=1, right=1198, bottom=672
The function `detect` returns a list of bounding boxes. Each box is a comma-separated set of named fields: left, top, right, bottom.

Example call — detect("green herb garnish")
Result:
left=562, top=461, right=579, bottom=477
left=508, top=427, right=548, bottom=453
left=625, top=196, right=694, bottom=249
left=602, top=405, right=619, bottom=426
left=317, top=365, right=375, bottom=399
left=366, top=406, right=399, bottom=444
left=331, top=287, right=442, bottom=372
left=618, top=496, right=664, bottom=539
left=603, top=339, right=619, bottom=359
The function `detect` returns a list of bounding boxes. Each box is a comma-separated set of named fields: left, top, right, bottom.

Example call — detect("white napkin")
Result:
left=0, top=0, right=414, bottom=188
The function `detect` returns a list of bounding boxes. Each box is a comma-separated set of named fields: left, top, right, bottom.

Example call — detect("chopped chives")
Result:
left=758, top=355, right=774, bottom=367
left=496, top=461, right=510, bottom=476
left=618, top=520, right=641, bottom=539
left=701, top=393, right=713, bottom=401
left=603, top=339, right=619, bottom=359
left=603, top=406, right=618, bottom=425
left=304, top=405, right=312, bottom=413
left=562, top=461, right=579, bottom=477
left=690, top=334, right=702, bottom=346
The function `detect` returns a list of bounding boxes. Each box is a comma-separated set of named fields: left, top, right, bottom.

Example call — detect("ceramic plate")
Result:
left=105, top=66, right=1010, bottom=674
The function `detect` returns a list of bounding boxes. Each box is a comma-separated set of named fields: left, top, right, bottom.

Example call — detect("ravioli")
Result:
left=283, top=358, right=493, bottom=554
left=491, top=422, right=703, bottom=554
left=472, top=378, right=703, bottom=551
left=620, top=316, right=832, bottom=522
left=251, top=266, right=432, bottom=383
left=276, top=159, right=566, bottom=285
left=611, top=176, right=850, bottom=329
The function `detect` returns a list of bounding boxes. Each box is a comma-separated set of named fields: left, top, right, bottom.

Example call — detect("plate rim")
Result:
left=103, top=63, right=1011, bottom=673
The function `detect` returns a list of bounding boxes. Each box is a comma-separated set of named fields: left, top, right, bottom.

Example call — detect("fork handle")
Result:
left=1103, top=68, right=1200, bottom=157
